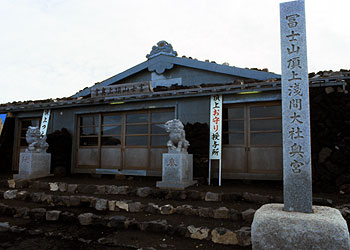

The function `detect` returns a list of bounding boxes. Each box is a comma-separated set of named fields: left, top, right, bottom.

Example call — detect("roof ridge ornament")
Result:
left=146, top=41, right=178, bottom=60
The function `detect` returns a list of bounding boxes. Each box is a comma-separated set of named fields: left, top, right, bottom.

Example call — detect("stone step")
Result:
left=0, top=202, right=252, bottom=247
left=0, top=189, right=257, bottom=225
left=2, top=179, right=332, bottom=206
left=0, top=218, right=244, bottom=250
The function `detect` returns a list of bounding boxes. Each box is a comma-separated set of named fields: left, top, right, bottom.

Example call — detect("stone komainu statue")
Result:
left=25, top=126, right=49, bottom=153
left=164, top=119, right=189, bottom=153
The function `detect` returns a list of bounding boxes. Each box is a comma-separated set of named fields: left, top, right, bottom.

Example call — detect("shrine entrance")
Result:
left=220, top=101, right=283, bottom=179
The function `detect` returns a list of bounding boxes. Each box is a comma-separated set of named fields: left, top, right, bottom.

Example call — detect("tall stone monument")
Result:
left=156, top=119, right=197, bottom=190
left=14, top=126, right=51, bottom=180
left=251, top=1, right=350, bottom=249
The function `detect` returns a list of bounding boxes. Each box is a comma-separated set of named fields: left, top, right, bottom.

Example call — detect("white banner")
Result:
left=40, top=110, right=51, bottom=137
left=209, top=95, right=222, bottom=160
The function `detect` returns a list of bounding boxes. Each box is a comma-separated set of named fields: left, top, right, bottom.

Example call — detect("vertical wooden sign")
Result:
left=209, top=95, right=223, bottom=186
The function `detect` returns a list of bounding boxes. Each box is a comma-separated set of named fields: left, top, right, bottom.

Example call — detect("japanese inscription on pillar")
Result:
left=209, top=95, right=222, bottom=160
left=280, top=0, right=312, bottom=213
left=40, top=110, right=51, bottom=137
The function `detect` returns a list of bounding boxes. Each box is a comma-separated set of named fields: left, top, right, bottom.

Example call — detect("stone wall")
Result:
left=310, top=84, right=350, bottom=192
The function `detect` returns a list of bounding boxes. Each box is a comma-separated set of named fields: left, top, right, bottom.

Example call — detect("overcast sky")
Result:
left=1, top=0, right=349, bottom=103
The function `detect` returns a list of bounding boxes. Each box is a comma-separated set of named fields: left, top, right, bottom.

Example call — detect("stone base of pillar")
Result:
left=251, top=203, right=350, bottom=250
left=14, top=152, right=51, bottom=180
left=156, top=153, right=197, bottom=190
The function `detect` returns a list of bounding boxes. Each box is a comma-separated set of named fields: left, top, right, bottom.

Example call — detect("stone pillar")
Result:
left=251, top=1, right=350, bottom=249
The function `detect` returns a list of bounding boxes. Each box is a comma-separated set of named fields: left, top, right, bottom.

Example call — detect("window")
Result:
left=222, top=107, right=245, bottom=145
left=102, top=114, right=121, bottom=146
left=77, top=109, right=174, bottom=148
left=79, top=115, right=99, bottom=146
left=249, top=105, right=282, bottom=146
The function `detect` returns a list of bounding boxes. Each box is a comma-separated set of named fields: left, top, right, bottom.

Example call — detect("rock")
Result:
left=15, top=180, right=29, bottom=188
left=95, top=198, right=108, bottom=211
left=242, top=192, right=272, bottom=204
left=108, top=200, right=116, bottom=211
left=46, top=210, right=61, bottom=221
left=78, top=213, right=94, bottom=225
left=79, top=195, right=93, bottom=206
left=69, top=196, right=81, bottom=206
left=4, top=190, right=17, bottom=200
left=116, top=201, right=129, bottom=211
left=95, top=185, right=106, bottom=194
left=0, top=203, right=15, bottom=216
left=41, top=194, right=53, bottom=204
left=187, top=225, right=210, bottom=240
left=106, top=185, right=129, bottom=195
left=77, top=184, right=97, bottom=194
left=230, top=208, right=242, bottom=221
left=241, top=208, right=256, bottom=222
left=10, top=225, right=26, bottom=233
left=32, top=192, right=44, bottom=202
left=175, top=205, right=197, bottom=216
left=14, top=207, right=29, bottom=218
left=251, top=204, right=350, bottom=250
left=125, top=218, right=138, bottom=229
left=235, top=227, right=251, bottom=246
left=67, top=184, right=78, bottom=193
left=0, top=222, right=10, bottom=232
left=8, top=179, right=15, bottom=188
left=153, top=189, right=168, bottom=199
left=340, top=184, right=350, bottom=194
left=32, top=181, right=41, bottom=189
left=222, top=193, right=242, bottom=201
left=165, top=191, right=184, bottom=200
left=28, top=229, right=43, bottom=235
left=211, top=227, right=238, bottom=245
left=144, top=220, right=168, bottom=233
left=325, top=86, right=335, bottom=94
left=128, top=202, right=143, bottom=213
left=160, top=204, right=175, bottom=215
left=213, top=207, right=230, bottom=219
left=198, top=207, right=213, bottom=218
left=338, top=206, right=350, bottom=219
left=58, top=182, right=68, bottom=192
left=61, top=195, right=71, bottom=206
left=49, top=182, right=59, bottom=191
left=144, top=203, right=159, bottom=214
left=318, top=147, right=333, bottom=163
left=136, top=187, right=153, bottom=198
left=205, top=192, right=220, bottom=201
left=30, top=208, right=47, bottom=221
left=61, top=211, right=76, bottom=223
left=175, top=223, right=189, bottom=237
left=108, top=215, right=126, bottom=229
left=97, top=237, right=116, bottom=245
left=39, top=182, right=50, bottom=190
left=187, top=190, right=205, bottom=200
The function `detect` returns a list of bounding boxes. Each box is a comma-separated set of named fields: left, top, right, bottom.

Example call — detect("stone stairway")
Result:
left=0, top=178, right=339, bottom=250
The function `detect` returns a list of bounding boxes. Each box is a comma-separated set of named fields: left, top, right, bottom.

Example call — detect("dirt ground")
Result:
left=0, top=173, right=349, bottom=250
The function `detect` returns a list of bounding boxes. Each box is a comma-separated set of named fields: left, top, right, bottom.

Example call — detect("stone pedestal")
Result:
left=251, top=204, right=350, bottom=250
left=156, top=153, right=197, bottom=190
left=14, top=152, right=51, bottom=180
